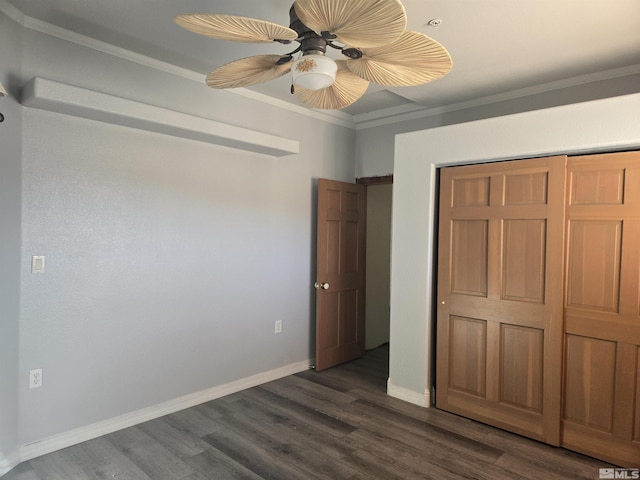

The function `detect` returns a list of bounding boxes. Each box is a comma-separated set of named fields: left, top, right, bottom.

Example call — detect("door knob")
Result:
left=314, top=282, right=329, bottom=290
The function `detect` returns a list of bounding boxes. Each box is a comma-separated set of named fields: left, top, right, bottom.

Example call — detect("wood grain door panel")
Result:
left=500, top=324, right=544, bottom=412
left=315, top=179, right=366, bottom=371
left=502, top=219, right=546, bottom=303
left=437, top=156, right=567, bottom=445
left=562, top=152, right=640, bottom=467
left=448, top=316, right=487, bottom=397
left=437, top=151, right=640, bottom=466
left=564, top=334, right=617, bottom=432
left=450, top=220, right=488, bottom=296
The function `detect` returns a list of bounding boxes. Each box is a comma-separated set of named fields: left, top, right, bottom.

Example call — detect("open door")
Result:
left=315, top=179, right=366, bottom=371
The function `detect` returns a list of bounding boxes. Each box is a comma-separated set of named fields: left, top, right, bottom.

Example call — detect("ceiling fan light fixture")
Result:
left=292, top=53, right=337, bottom=90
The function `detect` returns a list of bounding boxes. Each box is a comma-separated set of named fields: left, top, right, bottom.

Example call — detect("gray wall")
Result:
left=355, top=73, right=640, bottom=178
left=3, top=15, right=356, bottom=460
left=0, top=10, right=23, bottom=469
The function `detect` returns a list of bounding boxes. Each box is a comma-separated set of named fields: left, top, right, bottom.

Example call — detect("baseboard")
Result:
left=13, top=359, right=311, bottom=470
left=0, top=450, right=20, bottom=477
left=387, top=378, right=431, bottom=408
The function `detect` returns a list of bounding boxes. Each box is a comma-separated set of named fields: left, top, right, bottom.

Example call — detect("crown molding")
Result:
left=21, top=13, right=205, bottom=85
left=3, top=0, right=638, bottom=132
left=355, top=64, right=640, bottom=130
left=0, top=0, right=355, bottom=129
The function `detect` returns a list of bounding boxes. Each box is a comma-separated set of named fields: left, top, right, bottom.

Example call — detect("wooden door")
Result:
left=436, top=156, right=566, bottom=445
left=315, top=179, right=366, bottom=371
left=562, top=151, right=640, bottom=467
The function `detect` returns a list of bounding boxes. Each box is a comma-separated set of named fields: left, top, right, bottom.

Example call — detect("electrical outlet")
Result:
left=29, top=368, right=43, bottom=389
left=275, top=319, right=283, bottom=334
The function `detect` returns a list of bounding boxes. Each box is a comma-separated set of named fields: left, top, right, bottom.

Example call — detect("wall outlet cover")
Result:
left=29, top=368, right=43, bottom=389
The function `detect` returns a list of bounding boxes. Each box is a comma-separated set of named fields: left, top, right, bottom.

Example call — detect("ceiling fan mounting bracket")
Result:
left=288, top=5, right=329, bottom=55
left=288, top=5, right=308, bottom=38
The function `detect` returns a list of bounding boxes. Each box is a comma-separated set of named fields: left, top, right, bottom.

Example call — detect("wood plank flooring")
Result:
left=4, top=345, right=613, bottom=480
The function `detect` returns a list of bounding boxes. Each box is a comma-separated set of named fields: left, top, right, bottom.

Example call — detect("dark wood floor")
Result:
left=5, top=345, right=612, bottom=480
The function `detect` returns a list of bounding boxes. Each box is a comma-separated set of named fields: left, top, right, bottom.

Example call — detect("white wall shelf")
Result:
left=21, top=77, right=300, bottom=157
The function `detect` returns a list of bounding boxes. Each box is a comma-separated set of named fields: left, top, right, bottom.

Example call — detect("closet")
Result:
left=436, top=151, right=640, bottom=467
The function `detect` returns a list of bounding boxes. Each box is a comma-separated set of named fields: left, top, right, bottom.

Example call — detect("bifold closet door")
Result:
left=436, top=156, right=566, bottom=445
left=562, top=152, right=640, bottom=467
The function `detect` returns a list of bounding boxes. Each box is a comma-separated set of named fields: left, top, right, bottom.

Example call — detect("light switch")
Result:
left=32, top=256, right=45, bottom=274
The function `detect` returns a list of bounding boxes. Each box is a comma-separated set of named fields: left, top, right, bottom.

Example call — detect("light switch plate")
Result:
left=32, top=256, right=45, bottom=274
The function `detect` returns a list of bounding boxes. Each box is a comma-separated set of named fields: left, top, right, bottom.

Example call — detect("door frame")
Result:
left=313, top=175, right=393, bottom=370
left=357, top=175, right=394, bottom=352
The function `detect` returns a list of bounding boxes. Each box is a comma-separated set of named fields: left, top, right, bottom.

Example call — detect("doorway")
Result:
left=362, top=180, right=393, bottom=350
left=313, top=176, right=393, bottom=371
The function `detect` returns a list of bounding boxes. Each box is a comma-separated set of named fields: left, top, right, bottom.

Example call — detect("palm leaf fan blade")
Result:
left=175, top=14, right=297, bottom=43
left=207, top=55, right=292, bottom=89
left=294, top=60, right=369, bottom=109
left=347, top=31, right=452, bottom=86
left=293, top=0, right=406, bottom=48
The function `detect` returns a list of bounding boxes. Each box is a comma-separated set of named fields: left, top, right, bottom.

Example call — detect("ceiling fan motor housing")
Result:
left=289, top=5, right=328, bottom=55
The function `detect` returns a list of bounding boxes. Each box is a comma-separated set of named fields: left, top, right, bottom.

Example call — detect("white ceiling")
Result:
left=7, top=0, right=640, bottom=118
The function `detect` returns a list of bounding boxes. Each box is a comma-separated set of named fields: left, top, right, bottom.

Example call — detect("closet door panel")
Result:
left=500, top=324, right=544, bottom=412
left=451, top=220, right=488, bottom=296
left=562, top=152, right=640, bottom=467
left=566, top=220, right=622, bottom=312
left=563, top=334, right=616, bottom=432
left=502, top=219, right=546, bottom=303
left=436, top=151, right=640, bottom=466
left=449, top=316, right=487, bottom=396
left=436, top=156, right=566, bottom=445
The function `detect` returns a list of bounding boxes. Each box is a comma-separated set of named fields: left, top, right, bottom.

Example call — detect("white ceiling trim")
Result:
left=355, top=64, right=640, bottom=130
left=0, top=0, right=355, bottom=129
left=4, top=0, right=638, bottom=131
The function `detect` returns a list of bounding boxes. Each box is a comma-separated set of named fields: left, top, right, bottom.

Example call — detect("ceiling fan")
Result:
left=175, top=0, right=452, bottom=110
